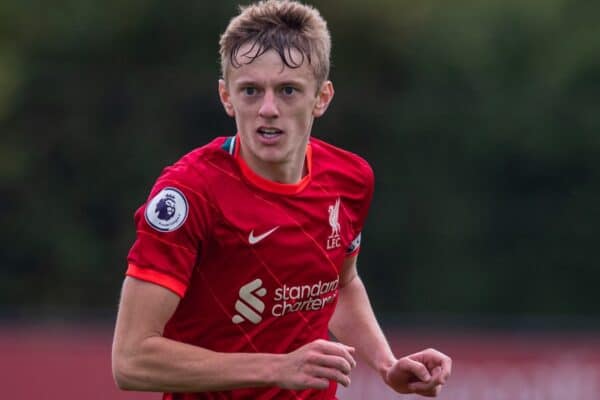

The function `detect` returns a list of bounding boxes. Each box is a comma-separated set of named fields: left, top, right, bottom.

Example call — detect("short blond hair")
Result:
left=219, top=0, right=331, bottom=85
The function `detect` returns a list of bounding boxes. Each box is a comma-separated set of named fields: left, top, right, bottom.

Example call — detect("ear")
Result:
left=219, top=79, right=235, bottom=117
left=313, top=80, right=335, bottom=118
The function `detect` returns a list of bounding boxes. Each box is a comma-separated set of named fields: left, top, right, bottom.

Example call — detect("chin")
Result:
left=256, top=150, right=287, bottom=164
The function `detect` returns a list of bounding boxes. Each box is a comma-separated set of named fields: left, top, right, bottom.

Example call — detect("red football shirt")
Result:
left=126, top=135, right=374, bottom=400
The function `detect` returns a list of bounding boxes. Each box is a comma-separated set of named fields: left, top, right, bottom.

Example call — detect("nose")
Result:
left=258, top=90, right=279, bottom=119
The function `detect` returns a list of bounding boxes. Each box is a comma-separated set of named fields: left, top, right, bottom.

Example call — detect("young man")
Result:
left=112, top=1, right=451, bottom=399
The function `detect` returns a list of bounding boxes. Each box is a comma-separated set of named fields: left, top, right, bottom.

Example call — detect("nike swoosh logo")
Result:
left=248, top=226, right=279, bottom=245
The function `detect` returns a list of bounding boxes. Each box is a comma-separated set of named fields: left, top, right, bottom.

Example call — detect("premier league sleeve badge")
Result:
left=144, top=187, right=189, bottom=232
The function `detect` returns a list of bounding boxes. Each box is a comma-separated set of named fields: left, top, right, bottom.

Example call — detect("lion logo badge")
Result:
left=145, top=187, right=188, bottom=232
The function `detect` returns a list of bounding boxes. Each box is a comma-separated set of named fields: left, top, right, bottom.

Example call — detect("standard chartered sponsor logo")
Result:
left=232, top=279, right=267, bottom=324
left=232, top=277, right=339, bottom=324
left=272, top=278, right=339, bottom=316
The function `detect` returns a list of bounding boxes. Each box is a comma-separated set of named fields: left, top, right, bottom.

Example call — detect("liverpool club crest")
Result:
left=327, top=198, right=341, bottom=250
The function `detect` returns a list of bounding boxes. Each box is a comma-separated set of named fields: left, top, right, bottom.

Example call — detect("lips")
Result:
left=257, top=127, right=283, bottom=137
left=256, top=126, right=283, bottom=135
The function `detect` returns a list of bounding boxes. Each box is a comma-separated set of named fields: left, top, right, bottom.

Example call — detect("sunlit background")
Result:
left=2, top=0, right=599, bottom=398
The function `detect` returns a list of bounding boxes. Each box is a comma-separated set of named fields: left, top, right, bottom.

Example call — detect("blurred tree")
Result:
left=1, top=0, right=598, bottom=320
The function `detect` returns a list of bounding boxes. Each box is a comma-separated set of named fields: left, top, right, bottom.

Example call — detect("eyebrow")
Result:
left=233, top=78, right=309, bottom=88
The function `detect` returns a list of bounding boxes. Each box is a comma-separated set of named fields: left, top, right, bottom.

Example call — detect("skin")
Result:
left=112, top=276, right=357, bottom=392
left=112, top=44, right=452, bottom=396
left=330, top=257, right=452, bottom=397
left=218, top=43, right=334, bottom=184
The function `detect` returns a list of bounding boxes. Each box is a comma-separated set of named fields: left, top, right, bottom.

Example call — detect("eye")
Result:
left=282, top=86, right=296, bottom=96
left=243, top=87, right=257, bottom=96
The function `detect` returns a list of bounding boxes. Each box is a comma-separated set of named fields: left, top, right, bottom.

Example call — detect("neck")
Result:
left=240, top=147, right=307, bottom=184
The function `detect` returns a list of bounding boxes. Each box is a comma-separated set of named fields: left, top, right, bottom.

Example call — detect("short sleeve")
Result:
left=126, top=174, right=212, bottom=297
left=345, top=160, right=374, bottom=257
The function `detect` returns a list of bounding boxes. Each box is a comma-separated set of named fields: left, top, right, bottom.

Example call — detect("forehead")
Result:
left=227, top=42, right=317, bottom=86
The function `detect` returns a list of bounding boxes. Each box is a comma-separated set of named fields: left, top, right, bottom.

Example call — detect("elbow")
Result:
left=113, top=370, right=132, bottom=391
left=112, top=332, right=163, bottom=391
left=112, top=352, right=139, bottom=391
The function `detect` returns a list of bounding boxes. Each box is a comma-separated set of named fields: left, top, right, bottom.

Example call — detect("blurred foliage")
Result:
left=1, top=0, right=599, bottom=318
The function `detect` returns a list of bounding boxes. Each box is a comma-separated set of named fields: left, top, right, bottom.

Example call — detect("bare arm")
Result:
left=112, top=276, right=356, bottom=393
left=329, top=255, right=452, bottom=397
left=328, top=255, right=395, bottom=377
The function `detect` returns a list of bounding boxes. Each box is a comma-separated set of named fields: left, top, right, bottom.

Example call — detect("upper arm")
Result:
left=112, top=277, right=181, bottom=362
left=127, top=175, right=213, bottom=298
left=339, top=254, right=359, bottom=288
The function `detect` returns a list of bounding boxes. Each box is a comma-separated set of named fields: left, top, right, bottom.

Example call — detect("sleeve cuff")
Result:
left=126, top=263, right=187, bottom=298
left=345, top=245, right=361, bottom=258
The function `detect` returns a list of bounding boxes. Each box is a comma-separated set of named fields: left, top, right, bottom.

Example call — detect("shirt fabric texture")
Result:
left=126, top=135, right=374, bottom=400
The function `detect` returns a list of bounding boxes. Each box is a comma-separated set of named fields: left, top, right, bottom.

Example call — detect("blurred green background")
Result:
left=1, top=0, right=599, bottom=324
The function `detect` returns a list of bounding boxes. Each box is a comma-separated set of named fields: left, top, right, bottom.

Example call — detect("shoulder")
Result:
left=145, top=136, right=235, bottom=215
left=310, top=137, right=374, bottom=189
left=140, top=137, right=234, bottom=234
left=155, top=136, right=235, bottom=188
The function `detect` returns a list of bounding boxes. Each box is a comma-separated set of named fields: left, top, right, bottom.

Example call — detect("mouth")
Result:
left=257, top=127, right=283, bottom=140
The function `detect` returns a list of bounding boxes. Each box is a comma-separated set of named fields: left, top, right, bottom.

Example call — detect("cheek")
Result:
left=290, top=102, right=315, bottom=123
left=297, top=108, right=315, bottom=130
left=234, top=107, right=256, bottom=124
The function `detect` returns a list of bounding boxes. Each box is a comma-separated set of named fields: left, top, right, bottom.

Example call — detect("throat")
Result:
left=239, top=148, right=307, bottom=184
left=250, top=159, right=306, bottom=184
